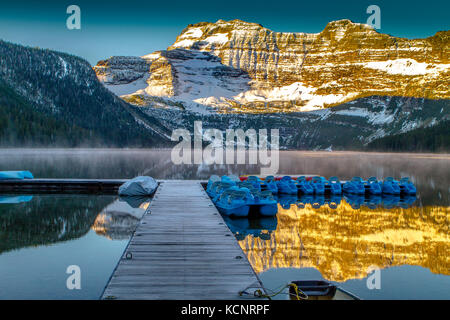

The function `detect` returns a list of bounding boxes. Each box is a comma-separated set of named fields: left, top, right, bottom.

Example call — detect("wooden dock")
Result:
left=0, top=178, right=127, bottom=193
left=101, top=180, right=264, bottom=300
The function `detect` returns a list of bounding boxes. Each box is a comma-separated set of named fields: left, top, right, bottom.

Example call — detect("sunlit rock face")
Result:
left=237, top=202, right=449, bottom=282
left=94, top=19, right=449, bottom=113
left=92, top=199, right=149, bottom=240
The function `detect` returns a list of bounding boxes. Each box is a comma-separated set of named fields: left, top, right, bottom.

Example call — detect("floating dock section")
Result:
left=0, top=178, right=127, bottom=193
left=101, top=180, right=263, bottom=300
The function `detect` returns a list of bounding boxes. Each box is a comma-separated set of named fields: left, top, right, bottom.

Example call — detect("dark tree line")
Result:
left=367, top=121, right=450, bottom=152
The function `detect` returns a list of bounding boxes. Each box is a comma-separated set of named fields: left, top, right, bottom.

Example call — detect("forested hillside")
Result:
left=367, top=121, right=450, bottom=152
left=0, top=40, right=167, bottom=147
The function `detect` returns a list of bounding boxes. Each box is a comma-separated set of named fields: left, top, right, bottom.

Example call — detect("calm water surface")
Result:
left=0, top=193, right=150, bottom=299
left=0, top=149, right=448, bottom=299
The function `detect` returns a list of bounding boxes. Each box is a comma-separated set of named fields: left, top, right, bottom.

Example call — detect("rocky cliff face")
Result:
left=94, top=19, right=449, bottom=113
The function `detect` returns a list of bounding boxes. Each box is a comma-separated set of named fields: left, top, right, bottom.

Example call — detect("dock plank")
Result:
left=101, top=180, right=264, bottom=300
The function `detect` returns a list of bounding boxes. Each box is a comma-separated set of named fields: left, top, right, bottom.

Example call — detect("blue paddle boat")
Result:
left=207, top=181, right=222, bottom=197
left=343, top=177, right=365, bottom=195
left=233, top=184, right=278, bottom=216
left=327, top=176, right=342, bottom=194
left=296, top=176, right=314, bottom=195
left=210, top=181, right=236, bottom=201
left=206, top=175, right=220, bottom=195
left=399, top=177, right=417, bottom=195
left=246, top=176, right=262, bottom=191
left=252, top=190, right=278, bottom=216
left=310, top=177, right=326, bottom=194
left=364, top=177, right=382, bottom=195
left=262, top=176, right=278, bottom=193
left=276, top=176, right=298, bottom=195
left=382, top=177, right=401, bottom=195
left=214, top=188, right=252, bottom=217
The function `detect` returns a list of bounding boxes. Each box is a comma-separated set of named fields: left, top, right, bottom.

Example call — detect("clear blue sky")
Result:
left=0, top=0, right=448, bottom=65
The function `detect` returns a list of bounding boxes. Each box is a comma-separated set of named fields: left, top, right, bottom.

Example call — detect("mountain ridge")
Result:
left=94, top=19, right=449, bottom=113
left=0, top=39, right=170, bottom=147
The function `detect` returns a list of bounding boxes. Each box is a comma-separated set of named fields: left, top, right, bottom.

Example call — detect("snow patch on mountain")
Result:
left=234, top=82, right=358, bottom=111
left=105, top=76, right=149, bottom=96
left=364, top=58, right=450, bottom=76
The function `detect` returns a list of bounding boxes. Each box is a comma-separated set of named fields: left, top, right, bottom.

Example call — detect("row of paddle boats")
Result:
left=206, top=175, right=278, bottom=217
left=207, top=175, right=417, bottom=217
left=240, top=175, right=416, bottom=196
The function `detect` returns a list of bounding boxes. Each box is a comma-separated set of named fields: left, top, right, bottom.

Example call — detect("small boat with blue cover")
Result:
left=296, top=176, right=314, bottom=194
left=382, top=177, right=401, bottom=195
left=276, top=176, right=297, bottom=195
left=343, top=177, right=365, bottom=195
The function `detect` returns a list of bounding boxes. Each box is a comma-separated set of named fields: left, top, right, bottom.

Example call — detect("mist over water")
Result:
left=0, top=149, right=448, bottom=205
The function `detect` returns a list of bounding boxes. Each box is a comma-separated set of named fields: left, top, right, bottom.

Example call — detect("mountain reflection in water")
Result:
left=0, top=194, right=151, bottom=299
left=226, top=195, right=449, bottom=283
left=0, top=195, right=150, bottom=254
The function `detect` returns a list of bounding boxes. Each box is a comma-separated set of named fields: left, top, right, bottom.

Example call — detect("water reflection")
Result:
left=224, top=195, right=449, bottom=288
left=0, top=194, right=113, bottom=254
left=222, top=215, right=277, bottom=240
left=0, top=194, right=151, bottom=299
left=0, top=195, right=33, bottom=204
left=92, top=196, right=150, bottom=240
left=277, top=194, right=417, bottom=210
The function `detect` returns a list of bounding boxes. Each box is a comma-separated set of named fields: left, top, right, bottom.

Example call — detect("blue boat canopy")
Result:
left=0, top=171, right=34, bottom=180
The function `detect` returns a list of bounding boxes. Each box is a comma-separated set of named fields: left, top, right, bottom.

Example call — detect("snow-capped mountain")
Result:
left=94, top=19, right=450, bottom=113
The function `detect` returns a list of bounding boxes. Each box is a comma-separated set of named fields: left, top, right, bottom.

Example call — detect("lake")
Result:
left=0, top=149, right=448, bottom=299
